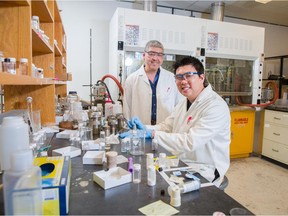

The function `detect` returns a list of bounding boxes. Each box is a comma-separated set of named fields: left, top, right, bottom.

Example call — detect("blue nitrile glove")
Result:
left=127, top=116, right=146, bottom=130
left=119, top=130, right=133, bottom=139
left=144, top=129, right=153, bottom=139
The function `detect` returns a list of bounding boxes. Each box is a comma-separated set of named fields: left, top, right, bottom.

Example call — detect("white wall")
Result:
left=58, top=1, right=288, bottom=101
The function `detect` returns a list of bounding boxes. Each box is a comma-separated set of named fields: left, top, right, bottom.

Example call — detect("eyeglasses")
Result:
left=175, top=72, right=199, bottom=82
left=145, top=51, right=165, bottom=58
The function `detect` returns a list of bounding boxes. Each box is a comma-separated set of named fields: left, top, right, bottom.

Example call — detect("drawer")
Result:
left=262, top=139, right=288, bottom=164
left=265, top=110, right=288, bottom=126
left=263, top=123, right=288, bottom=144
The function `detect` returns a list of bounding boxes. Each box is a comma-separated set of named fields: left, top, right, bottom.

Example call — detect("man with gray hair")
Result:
left=123, top=40, right=183, bottom=125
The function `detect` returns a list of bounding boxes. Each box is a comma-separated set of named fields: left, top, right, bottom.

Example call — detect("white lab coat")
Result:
left=123, top=66, right=184, bottom=125
left=153, top=84, right=231, bottom=187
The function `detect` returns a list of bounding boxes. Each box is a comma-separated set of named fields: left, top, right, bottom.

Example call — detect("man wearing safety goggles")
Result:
left=123, top=40, right=184, bottom=126
left=121, top=56, right=230, bottom=187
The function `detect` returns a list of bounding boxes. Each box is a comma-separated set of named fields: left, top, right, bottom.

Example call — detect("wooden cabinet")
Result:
left=0, top=0, right=69, bottom=124
left=262, top=109, right=288, bottom=165
left=230, top=109, right=255, bottom=158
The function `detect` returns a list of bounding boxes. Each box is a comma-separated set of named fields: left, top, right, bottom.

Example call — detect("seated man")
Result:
left=121, top=56, right=231, bottom=187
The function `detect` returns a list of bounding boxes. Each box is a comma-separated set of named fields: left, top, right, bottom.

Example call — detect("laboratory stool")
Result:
left=219, top=175, right=229, bottom=191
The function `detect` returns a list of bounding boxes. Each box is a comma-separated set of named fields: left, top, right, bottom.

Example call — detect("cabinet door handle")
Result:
left=273, top=132, right=280, bottom=136
left=272, top=148, right=279, bottom=153
left=274, top=117, right=281, bottom=120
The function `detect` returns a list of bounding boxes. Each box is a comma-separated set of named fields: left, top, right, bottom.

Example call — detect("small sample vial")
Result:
left=19, top=58, right=28, bottom=75
left=121, top=139, right=129, bottom=153
left=99, top=131, right=106, bottom=151
left=158, top=153, right=166, bottom=169
left=147, top=165, right=156, bottom=186
left=146, top=153, right=154, bottom=169
left=133, top=163, right=141, bottom=183
left=152, top=138, right=158, bottom=151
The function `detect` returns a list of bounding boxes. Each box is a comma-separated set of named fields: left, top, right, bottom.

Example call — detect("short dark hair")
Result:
left=173, top=56, right=204, bottom=75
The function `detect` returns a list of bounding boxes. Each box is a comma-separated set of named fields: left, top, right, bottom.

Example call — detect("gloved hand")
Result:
left=127, top=116, right=146, bottom=130
left=119, top=129, right=153, bottom=139
left=119, top=130, right=133, bottom=139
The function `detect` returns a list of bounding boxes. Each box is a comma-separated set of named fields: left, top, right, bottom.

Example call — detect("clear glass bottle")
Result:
left=130, top=128, right=144, bottom=156
left=3, top=149, right=43, bottom=215
left=133, top=163, right=141, bottom=183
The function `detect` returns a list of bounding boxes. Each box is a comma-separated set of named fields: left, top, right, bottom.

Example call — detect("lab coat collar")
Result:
left=194, top=84, right=213, bottom=103
left=139, top=65, right=163, bottom=85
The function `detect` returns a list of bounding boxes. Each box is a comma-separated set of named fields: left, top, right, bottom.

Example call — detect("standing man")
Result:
left=123, top=40, right=183, bottom=125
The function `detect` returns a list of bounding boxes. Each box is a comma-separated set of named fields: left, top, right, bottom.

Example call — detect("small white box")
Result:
left=93, top=167, right=132, bottom=189
left=52, top=146, right=81, bottom=158
left=82, top=151, right=105, bottom=164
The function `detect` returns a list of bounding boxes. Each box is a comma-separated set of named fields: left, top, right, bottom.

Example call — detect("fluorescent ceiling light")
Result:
left=255, top=0, right=272, bottom=4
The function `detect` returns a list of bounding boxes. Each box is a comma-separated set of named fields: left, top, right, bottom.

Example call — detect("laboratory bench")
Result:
left=0, top=134, right=254, bottom=215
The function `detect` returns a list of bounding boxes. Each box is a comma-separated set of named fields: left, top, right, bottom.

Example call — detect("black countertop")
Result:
left=0, top=134, right=254, bottom=215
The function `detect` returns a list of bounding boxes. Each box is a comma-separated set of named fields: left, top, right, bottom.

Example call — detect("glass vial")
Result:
left=147, top=165, right=156, bottom=186
left=158, top=153, right=166, bottom=169
left=3, top=58, right=16, bottom=74
left=133, top=163, right=141, bottom=183
left=19, top=58, right=28, bottom=75
left=99, top=131, right=106, bottom=151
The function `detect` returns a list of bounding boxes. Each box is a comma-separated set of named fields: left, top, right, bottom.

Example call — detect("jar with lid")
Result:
left=19, top=58, right=28, bottom=75
left=3, top=58, right=16, bottom=74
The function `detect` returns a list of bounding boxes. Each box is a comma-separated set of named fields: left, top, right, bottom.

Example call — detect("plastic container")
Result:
left=147, top=165, right=156, bottom=186
left=180, top=180, right=201, bottom=193
left=0, top=116, right=29, bottom=170
left=3, top=149, right=43, bottom=215
left=133, top=163, right=141, bottom=183
left=19, top=58, right=28, bottom=75
left=146, top=153, right=154, bottom=168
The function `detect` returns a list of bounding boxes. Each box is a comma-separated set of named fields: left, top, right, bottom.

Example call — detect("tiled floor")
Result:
left=225, top=156, right=288, bottom=215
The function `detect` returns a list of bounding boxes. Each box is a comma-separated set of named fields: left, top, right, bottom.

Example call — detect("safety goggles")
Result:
left=175, top=72, right=199, bottom=82
left=145, top=51, right=165, bottom=58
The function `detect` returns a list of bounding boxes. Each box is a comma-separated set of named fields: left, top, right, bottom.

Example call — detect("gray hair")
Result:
left=144, top=40, right=164, bottom=52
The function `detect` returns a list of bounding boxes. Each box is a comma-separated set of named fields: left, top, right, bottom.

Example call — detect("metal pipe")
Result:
left=211, top=2, right=225, bottom=21
left=143, top=0, right=157, bottom=12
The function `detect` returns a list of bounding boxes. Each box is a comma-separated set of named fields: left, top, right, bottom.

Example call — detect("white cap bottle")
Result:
left=3, top=149, right=43, bottom=215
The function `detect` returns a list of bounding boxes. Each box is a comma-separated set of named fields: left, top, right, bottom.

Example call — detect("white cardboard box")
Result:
left=82, top=151, right=105, bottom=164
left=93, top=167, right=132, bottom=189
left=52, top=146, right=81, bottom=158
